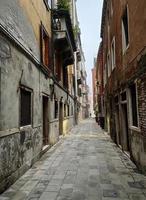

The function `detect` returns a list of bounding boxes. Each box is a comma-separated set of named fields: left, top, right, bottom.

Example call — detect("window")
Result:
left=122, top=6, right=129, bottom=51
left=20, top=88, right=32, bottom=127
left=71, top=105, right=74, bottom=115
left=114, top=95, right=119, bottom=104
left=67, top=105, right=70, bottom=116
left=40, top=24, right=51, bottom=68
left=111, top=37, right=116, bottom=70
left=64, top=104, right=66, bottom=117
left=129, top=83, right=138, bottom=127
left=55, top=50, right=61, bottom=80
left=121, top=91, right=127, bottom=101
left=107, top=53, right=111, bottom=77
left=111, top=0, right=113, bottom=16
left=104, top=64, right=107, bottom=86
left=54, top=100, right=58, bottom=119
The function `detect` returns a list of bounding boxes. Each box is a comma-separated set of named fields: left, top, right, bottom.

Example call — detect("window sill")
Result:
left=123, top=44, right=130, bottom=55
left=20, top=125, right=32, bottom=130
left=130, top=126, right=141, bottom=133
left=50, top=119, right=59, bottom=123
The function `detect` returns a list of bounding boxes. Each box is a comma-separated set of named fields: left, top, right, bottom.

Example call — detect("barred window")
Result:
left=20, top=88, right=31, bottom=126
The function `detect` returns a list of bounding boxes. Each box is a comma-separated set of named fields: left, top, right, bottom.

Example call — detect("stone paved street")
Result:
left=0, top=119, right=146, bottom=200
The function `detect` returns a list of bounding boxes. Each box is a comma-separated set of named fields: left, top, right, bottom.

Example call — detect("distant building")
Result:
left=100, top=0, right=146, bottom=173
left=92, top=61, right=97, bottom=115
left=96, top=42, right=104, bottom=128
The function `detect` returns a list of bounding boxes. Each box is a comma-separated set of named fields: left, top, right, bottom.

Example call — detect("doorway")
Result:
left=115, top=105, right=121, bottom=146
left=59, top=101, right=63, bottom=135
left=121, top=103, right=130, bottom=151
left=42, top=96, right=49, bottom=145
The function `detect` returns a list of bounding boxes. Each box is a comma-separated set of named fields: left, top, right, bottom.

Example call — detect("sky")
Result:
left=76, top=0, right=103, bottom=94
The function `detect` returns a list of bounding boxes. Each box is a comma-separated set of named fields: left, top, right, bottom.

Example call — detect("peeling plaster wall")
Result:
left=0, top=31, right=76, bottom=192
left=0, top=32, right=75, bottom=193
left=0, top=0, right=40, bottom=59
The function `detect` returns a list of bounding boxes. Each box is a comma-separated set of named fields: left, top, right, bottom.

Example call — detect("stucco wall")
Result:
left=0, top=32, right=75, bottom=193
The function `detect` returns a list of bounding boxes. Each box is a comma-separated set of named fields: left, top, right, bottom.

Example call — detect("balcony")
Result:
left=53, top=9, right=76, bottom=67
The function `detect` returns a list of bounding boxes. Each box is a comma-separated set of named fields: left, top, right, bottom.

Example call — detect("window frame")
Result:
left=107, top=52, right=111, bottom=77
left=104, top=63, right=107, bottom=87
left=110, top=0, right=113, bottom=17
left=111, top=36, right=116, bottom=70
left=122, top=5, right=130, bottom=53
left=128, top=82, right=140, bottom=130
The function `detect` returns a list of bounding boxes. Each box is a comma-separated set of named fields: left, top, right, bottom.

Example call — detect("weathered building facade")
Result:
left=92, top=62, right=97, bottom=113
left=95, top=42, right=104, bottom=128
left=100, top=0, right=146, bottom=173
left=0, top=0, right=88, bottom=192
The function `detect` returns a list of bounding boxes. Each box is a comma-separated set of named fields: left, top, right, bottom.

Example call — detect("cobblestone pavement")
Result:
left=1, top=119, right=146, bottom=200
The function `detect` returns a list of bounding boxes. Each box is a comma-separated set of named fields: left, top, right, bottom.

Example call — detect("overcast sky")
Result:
left=76, top=0, right=103, bottom=93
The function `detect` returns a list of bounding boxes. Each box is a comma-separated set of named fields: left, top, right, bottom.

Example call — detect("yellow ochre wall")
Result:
left=19, top=0, right=51, bottom=47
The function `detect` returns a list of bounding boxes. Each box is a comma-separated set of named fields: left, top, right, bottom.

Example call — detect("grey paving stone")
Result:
left=129, top=193, right=146, bottom=200
left=39, top=192, right=58, bottom=200
left=0, top=197, right=10, bottom=200
left=49, top=179, right=63, bottom=186
left=45, top=185, right=61, bottom=192
left=20, top=180, right=38, bottom=192
left=1, top=119, right=146, bottom=200
left=71, top=191, right=86, bottom=200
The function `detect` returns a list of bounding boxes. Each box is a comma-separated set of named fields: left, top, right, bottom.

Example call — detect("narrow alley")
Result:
left=0, top=119, right=146, bottom=200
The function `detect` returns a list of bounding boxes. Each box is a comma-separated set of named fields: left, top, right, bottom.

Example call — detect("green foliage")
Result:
left=73, top=24, right=80, bottom=38
left=57, top=0, right=70, bottom=11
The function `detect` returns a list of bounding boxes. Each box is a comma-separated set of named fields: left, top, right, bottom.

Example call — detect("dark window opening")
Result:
left=122, top=6, right=129, bottom=47
left=71, top=105, right=73, bottom=115
left=20, top=88, right=31, bottom=127
left=64, top=104, right=66, bottom=117
left=114, top=95, right=119, bottom=104
left=121, top=92, right=127, bottom=101
left=55, top=50, right=61, bottom=80
left=67, top=105, right=70, bottom=116
left=78, top=88, right=82, bottom=97
left=63, top=67, right=68, bottom=89
left=130, top=84, right=138, bottom=127
left=54, top=100, right=58, bottom=119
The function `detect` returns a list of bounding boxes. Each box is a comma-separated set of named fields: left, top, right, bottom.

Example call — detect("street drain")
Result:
left=103, top=190, right=119, bottom=198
